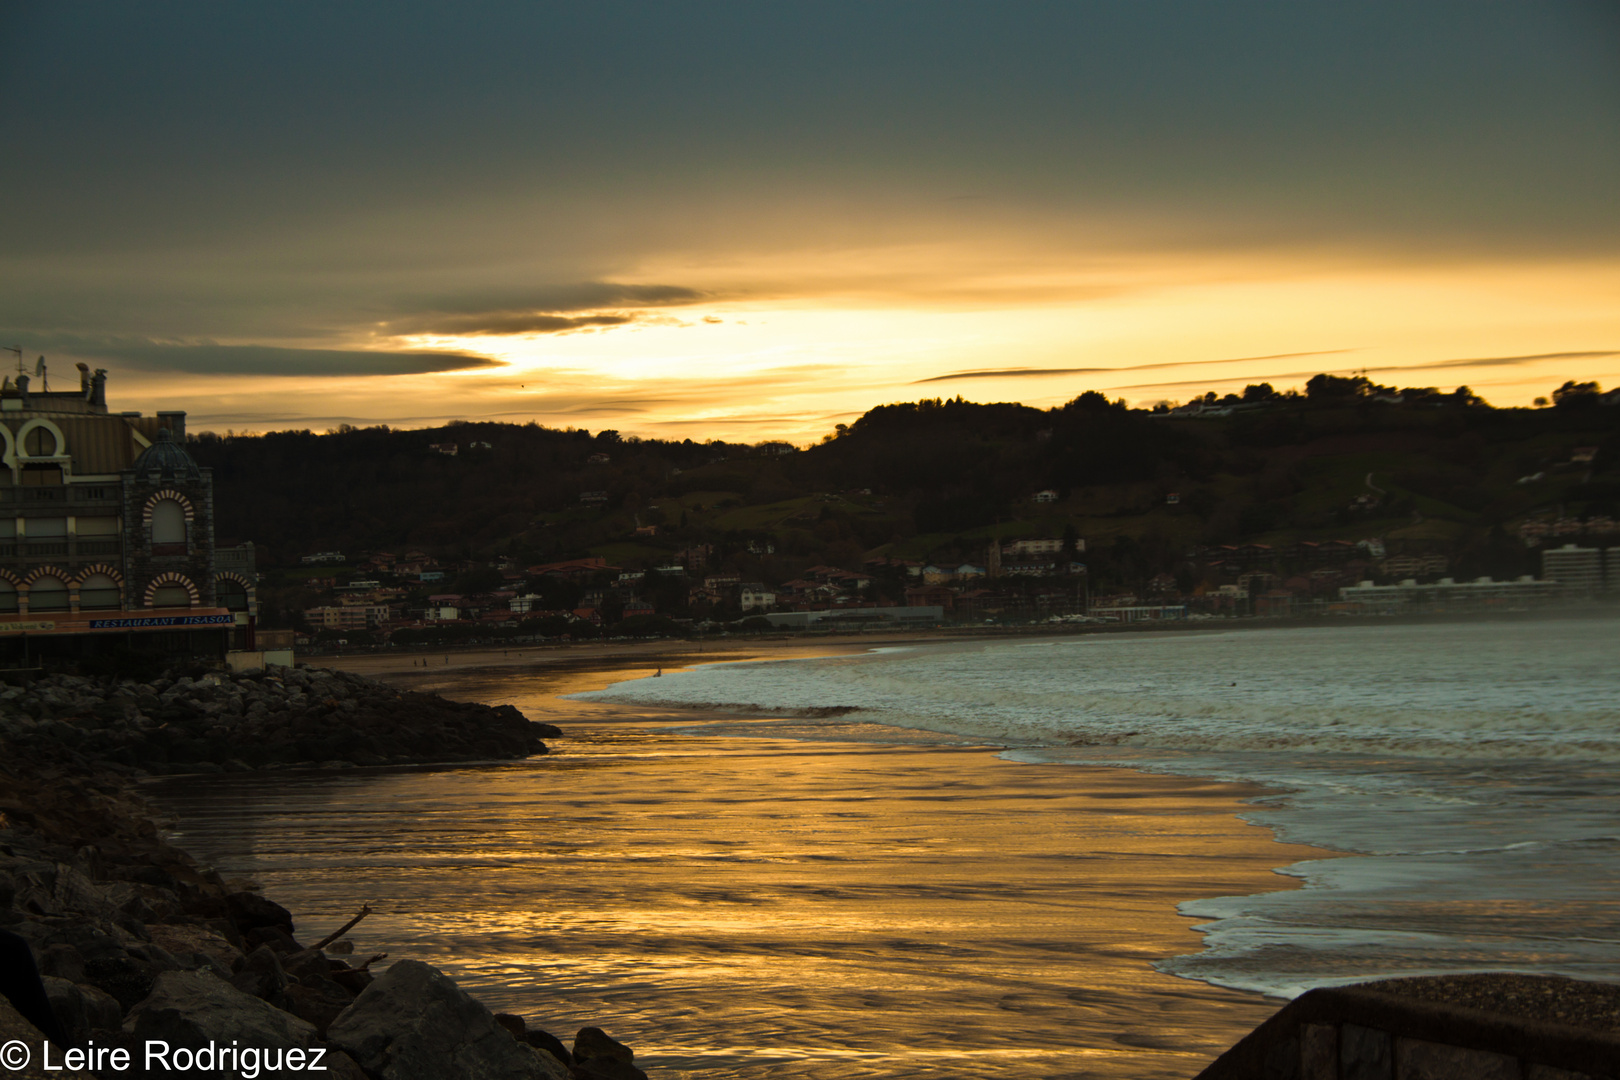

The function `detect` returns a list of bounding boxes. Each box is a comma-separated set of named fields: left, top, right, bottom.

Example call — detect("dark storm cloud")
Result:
left=4, top=2, right=1617, bottom=264
left=411, top=284, right=706, bottom=316
left=378, top=282, right=708, bottom=336
left=1, top=3, right=1617, bottom=359
left=15, top=334, right=500, bottom=377
left=914, top=351, right=1359, bottom=384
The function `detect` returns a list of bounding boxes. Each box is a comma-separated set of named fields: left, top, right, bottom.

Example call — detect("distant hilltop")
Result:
left=179, top=376, right=1618, bottom=634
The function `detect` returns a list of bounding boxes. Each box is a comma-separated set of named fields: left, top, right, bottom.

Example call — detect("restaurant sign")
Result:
left=87, top=614, right=236, bottom=629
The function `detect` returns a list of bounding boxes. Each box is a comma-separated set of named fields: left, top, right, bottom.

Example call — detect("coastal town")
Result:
left=0, top=359, right=1610, bottom=668
left=267, top=382, right=1618, bottom=649
left=289, top=529, right=1616, bottom=649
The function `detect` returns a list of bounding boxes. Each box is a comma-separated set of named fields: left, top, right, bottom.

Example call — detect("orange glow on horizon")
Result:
left=110, top=249, right=1620, bottom=443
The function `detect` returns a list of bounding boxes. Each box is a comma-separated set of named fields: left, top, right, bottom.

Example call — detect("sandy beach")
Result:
left=139, top=642, right=1342, bottom=1078
left=316, top=629, right=993, bottom=678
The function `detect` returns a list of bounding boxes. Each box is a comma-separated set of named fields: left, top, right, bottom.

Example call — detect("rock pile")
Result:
left=0, top=666, right=560, bottom=773
left=0, top=667, right=653, bottom=1077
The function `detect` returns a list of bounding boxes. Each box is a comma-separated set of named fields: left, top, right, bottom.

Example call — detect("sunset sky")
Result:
left=3, top=3, right=1617, bottom=443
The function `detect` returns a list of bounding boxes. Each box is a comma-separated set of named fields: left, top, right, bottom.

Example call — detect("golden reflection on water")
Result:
left=150, top=657, right=1329, bottom=1079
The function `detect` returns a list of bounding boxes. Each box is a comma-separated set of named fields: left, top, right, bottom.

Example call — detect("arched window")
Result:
left=216, top=578, right=249, bottom=611
left=29, top=575, right=69, bottom=612
left=24, top=427, right=58, bottom=457
left=79, top=573, right=121, bottom=610
left=151, top=583, right=193, bottom=608
left=151, top=499, right=187, bottom=550
left=0, top=580, right=15, bottom=614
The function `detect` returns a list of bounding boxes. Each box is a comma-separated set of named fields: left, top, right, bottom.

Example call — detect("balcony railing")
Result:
left=0, top=539, right=125, bottom=560
left=73, top=487, right=118, bottom=503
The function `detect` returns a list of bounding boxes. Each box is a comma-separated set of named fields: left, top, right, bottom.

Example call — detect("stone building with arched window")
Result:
left=0, top=364, right=257, bottom=665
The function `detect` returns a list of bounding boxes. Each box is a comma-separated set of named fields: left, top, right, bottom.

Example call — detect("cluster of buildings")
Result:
left=292, top=509, right=1620, bottom=642
left=1328, top=545, right=1613, bottom=616
left=0, top=365, right=265, bottom=666
left=1514, top=515, right=1620, bottom=546
left=292, top=529, right=1100, bottom=640
left=300, top=555, right=534, bottom=637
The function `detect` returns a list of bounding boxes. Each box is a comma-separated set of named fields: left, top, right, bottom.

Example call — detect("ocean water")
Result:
left=576, top=617, right=1620, bottom=999
left=153, top=654, right=1318, bottom=1080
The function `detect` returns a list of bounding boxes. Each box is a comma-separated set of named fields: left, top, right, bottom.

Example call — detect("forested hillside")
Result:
left=190, top=377, right=1620, bottom=623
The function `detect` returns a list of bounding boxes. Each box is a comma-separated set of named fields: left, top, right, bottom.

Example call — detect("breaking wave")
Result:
left=575, top=617, right=1620, bottom=997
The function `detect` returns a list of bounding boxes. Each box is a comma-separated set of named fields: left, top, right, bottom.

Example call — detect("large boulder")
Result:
left=120, top=970, right=366, bottom=1080
left=42, top=977, right=122, bottom=1044
left=0, top=995, right=93, bottom=1080
left=573, top=1026, right=650, bottom=1080
left=228, top=945, right=289, bottom=1005
left=145, top=923, right=244, bottom=974
left=124, top=970, right=320, bottom=1063
left=327, top=959, right=559, bottom=1080
left=225, top=891, right=294, bottom=935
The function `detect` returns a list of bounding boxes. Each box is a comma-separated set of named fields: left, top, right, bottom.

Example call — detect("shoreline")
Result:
left=316, top=604, right=1620, bottom=678
left=0, top=667, right=643, bottom=1079
left=293, top=645, right=1344, bottom=1076
left=14, top=621, right=1614, bottom=1076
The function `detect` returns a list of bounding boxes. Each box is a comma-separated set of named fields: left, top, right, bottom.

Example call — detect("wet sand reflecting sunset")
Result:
left=151, top=658, right=1325, bottom=1079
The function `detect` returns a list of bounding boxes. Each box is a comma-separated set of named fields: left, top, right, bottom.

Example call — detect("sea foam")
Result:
left=574, top=618, right=1620, bottom=997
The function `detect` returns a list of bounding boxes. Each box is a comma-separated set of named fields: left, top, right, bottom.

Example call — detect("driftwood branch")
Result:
left=356, top=953, right=387, bottom=971
left=287, top=904, right=376, bottom=965
left=310, top=903, right=374, bottom=953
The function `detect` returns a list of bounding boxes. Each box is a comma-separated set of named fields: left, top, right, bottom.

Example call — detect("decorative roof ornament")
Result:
left=132, top=426, right=202, bottom=481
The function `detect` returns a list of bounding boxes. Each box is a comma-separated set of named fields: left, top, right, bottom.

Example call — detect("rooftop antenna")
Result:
left=34, top=355, right=46, bottom=392
left=3, top=346, right=19, bottom=377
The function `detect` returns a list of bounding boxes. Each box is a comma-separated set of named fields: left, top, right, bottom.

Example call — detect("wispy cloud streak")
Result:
left=913, top=350, right=1360, bottom=384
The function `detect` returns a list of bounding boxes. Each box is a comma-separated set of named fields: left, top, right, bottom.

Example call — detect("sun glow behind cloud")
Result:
left=133, top=249, right=1618, bottom=443
left=5, top=5, right=1617, bottom=439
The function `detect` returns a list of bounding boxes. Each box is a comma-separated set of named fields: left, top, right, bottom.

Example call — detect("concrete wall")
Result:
left=226, top=648, right=295, bottom=672
left=1196, top=979, right=1620, bottom=1080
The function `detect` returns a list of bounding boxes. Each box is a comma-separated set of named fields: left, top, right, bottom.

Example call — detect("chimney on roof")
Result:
left=15, top=373, right=29, bottom=405
left=158, top=410, right=186, bottom=442
left=77, top=362, right=91, bottom=396
left=90, top=369, right=107, bottom=408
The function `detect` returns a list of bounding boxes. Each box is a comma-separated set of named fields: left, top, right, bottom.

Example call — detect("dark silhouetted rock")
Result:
left=0, top=994, right=93, bottom=1080
left=123, top=970, right=324, bottom=1067
left=146, top=923, right=244, bottom=974
left=226, top=891, right=294, bottom=934
left=230, top=945, right=289, bottom=1005
left=244, top=925, right=301, bottom=953
left=525, top=1027, right=574, bottom=1068
left=37, top=943, right=86, bottom=983
left=43, top=976, right=122, bottom=1044
left=327, top=960, right=559, bottom=1080
left=284, top=977, right=356, bottom=1036
left=573, top=1026, right=649, bottom=1080
left=82, top=951, right=162, bottom=1013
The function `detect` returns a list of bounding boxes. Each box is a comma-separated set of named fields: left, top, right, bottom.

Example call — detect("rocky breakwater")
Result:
left=0, top=669, right=654, bottom=1078
left=0, top=666, right=561, bottom=773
